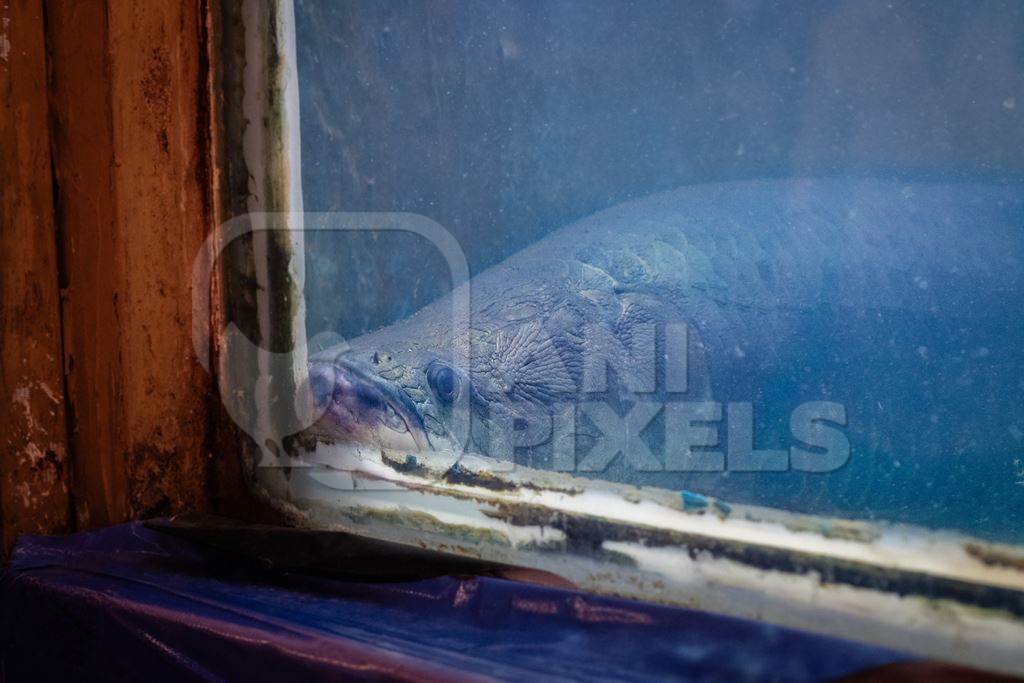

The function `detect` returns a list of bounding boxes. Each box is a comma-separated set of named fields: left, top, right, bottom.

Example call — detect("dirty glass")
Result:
left=294, top=0, right=1024, bottom=544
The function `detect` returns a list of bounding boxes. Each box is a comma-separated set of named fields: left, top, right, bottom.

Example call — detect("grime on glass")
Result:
left=234, top=1, right=1024, bottom=672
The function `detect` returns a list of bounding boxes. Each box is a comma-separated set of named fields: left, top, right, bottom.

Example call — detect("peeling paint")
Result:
left=12, top=387, right=35, bottom=428
left=22, top=442, right=44, bottom=467
left=248, top=440, right=1024, bottom=676
left=0, top=16, right=10, bottom=63
left=0, top=0, right=72, bottom=558
left=14, top=482, right=32, bottom=509
left=965, top=542, right=1024, bottom=573
left=37, top=381, right=59, bottom=405
left=42, top=0, right=215, bottom=530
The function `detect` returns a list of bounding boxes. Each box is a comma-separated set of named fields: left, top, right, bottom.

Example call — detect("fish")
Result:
left=303, top=178, right=1024, bottom=540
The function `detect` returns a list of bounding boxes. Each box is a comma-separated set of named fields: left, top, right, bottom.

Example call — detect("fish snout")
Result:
left=308, top=362, right=337, bottom=409
left=302, top=359, right=429, bottom=452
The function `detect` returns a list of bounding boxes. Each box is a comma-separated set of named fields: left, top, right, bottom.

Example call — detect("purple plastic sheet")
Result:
left=1, top=522, right=906, bottom=681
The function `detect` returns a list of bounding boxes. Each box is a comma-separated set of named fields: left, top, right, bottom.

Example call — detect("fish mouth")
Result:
left=302, top=358, right=431, bottom=452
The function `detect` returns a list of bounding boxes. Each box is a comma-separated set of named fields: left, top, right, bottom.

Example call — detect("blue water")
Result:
left=296, top=1, right=1024, bottom=542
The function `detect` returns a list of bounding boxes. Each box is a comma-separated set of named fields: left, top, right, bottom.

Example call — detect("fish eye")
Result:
left=426, top=363, right=459, bottom=404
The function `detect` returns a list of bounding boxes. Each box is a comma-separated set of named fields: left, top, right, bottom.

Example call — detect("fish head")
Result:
left=302, top=340, right=470, bottom=455
left=300, top=287, right=590, bottom=458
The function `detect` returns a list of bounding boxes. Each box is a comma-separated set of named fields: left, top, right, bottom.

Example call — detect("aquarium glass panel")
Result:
left=295, top=0, right=1024, bottom=544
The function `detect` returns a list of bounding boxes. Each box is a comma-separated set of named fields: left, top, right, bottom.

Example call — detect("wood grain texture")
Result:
left=1, top=0, right=280, bottom=552
left=47, top=0, right=214, bottom=527
left=0, top=0, right=72, bottom=556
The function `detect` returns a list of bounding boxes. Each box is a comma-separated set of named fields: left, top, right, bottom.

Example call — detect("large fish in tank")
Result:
left=303, top=178, right=1024, bottom=542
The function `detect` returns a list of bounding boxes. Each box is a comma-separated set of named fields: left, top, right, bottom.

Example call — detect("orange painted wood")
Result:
left=47, top=0, right=215, bottom=527
left=0, top=0, right=73, bottom=556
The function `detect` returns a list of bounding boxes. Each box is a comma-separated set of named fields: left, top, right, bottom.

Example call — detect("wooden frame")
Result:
left=46, top=0, right=214, bottom=528
left=1, top=0, right=278, bottom=558
left=0, top=0, right=71, bottom=556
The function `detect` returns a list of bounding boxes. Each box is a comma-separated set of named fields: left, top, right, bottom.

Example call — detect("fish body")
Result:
left=307, top=178, right=1024, bottom=540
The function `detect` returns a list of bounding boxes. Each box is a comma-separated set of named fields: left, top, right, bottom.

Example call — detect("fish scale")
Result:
left=311, top=178, right=1024, bottom=540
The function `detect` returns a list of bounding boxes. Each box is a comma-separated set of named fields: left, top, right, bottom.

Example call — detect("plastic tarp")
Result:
left=0, top=522, right=906, bottom=681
